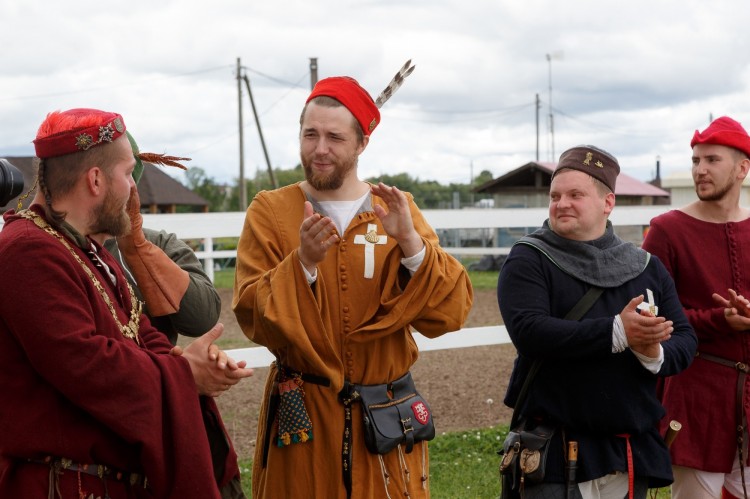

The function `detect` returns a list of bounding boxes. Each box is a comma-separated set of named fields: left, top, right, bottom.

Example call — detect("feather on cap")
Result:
left=126, top=131, right=190, bottom=185
left=690, top=116, right=750, bottom=158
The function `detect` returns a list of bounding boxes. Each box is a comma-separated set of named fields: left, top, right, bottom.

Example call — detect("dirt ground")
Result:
left=214, top=288, right=515, bottom=462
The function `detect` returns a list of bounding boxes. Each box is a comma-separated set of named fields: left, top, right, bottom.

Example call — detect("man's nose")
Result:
left=314, top=138, right=329, bottom=154
left=556, top=195, right=571, bottom=207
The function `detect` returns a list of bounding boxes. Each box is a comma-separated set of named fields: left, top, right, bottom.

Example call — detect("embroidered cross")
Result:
left=353, top=224, right=387, bottom=279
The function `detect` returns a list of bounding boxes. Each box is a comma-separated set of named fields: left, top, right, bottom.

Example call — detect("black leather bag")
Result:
left=354, top=372, right=435, bottom=455
left=499, top=420, right=556, bottom=493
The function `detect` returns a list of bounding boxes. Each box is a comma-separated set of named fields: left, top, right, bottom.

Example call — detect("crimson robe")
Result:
left=0, top=206, right=220, bottom=498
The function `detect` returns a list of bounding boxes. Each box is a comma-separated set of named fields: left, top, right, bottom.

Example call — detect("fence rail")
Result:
left=130, top=205, right=670, bottom=281
left=0, top=205, right=674, bottom=362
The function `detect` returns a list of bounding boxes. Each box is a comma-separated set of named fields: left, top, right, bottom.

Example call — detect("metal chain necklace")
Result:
left=18, top=209, right=142, bottom=345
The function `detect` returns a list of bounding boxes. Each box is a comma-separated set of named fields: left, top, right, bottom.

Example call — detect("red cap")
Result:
left=33, top=108, right=126, bottom=159
left=690, top=116, right=750, bottom=158
left=306, top=76, right=380, bottom=135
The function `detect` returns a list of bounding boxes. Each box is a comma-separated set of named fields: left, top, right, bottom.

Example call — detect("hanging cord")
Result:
left=377, top=454, right=393, bottom=499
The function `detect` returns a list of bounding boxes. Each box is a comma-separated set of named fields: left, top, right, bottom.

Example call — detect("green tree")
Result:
left=182, top=167, right=232, bottom=212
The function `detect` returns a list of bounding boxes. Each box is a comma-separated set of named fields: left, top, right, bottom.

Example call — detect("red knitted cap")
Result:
left=690, top=116, right=750, bottom=158
left=33, top=108, right=126, bottom=159
left=306, top=76, right=380, bottom=136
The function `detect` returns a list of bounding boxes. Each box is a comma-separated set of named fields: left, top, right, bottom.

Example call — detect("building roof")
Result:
left=0, top=156, right=207, bottom=212
left=474, top=161, right=670, bottom=197
left=136, top=163, right=208, bottom=208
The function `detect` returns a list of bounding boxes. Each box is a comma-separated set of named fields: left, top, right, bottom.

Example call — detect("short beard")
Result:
left=301, top=151, right=358, bottom=191
left=90, top=192, right=130, bottom=237
left=695, top=177, right=734, bottom=202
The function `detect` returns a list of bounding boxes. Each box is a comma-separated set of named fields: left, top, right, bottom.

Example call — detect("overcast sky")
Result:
left=2, top=0, right=750, bottom=190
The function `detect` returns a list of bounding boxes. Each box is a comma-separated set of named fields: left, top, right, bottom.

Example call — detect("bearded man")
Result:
left=643, top=116, right=750, bottom=499
left=233, top=74, right=474, bottom=498
left=0, top=108, right=253, bottom=498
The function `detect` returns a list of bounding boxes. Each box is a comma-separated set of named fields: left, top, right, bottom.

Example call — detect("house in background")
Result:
left=473, top=161, right=670, bottom=208
left=660, top=170, right=750, bottom=206
left=0, top=156, right=208, bottom=213
left=472, top=160, right=670, bottom=247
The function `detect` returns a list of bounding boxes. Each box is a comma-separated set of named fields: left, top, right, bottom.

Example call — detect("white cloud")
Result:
left=2, top=0, right=750, bottom=193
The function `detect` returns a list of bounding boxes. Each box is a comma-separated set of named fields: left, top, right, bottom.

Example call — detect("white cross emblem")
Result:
left=353, top=224, right=387, bottom=279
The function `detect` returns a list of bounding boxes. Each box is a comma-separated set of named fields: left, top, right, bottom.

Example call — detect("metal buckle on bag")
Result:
left=401, top=417, right=414, bottom=433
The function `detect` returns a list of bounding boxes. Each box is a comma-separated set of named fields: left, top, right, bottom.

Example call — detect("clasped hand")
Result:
left=170, top=323, right=254, bottom=397
left=713, top=288, right=750, bottom=331
left=620, top=295, right=673, bottom=358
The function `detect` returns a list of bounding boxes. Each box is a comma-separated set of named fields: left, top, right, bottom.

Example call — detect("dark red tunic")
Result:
left=643, top=209, right=750, bottom=472
left=0, top=206, right=220, bottom=498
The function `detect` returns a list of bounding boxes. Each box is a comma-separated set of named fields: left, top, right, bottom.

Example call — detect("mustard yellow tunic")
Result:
left=233, top=183, right=473, bottom=498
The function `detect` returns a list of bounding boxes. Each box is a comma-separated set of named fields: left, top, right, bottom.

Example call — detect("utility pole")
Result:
left=237, top=57, right=247, bottom=210
left=309, top=57, right=318, bottom=89
left=535, top=93, right=540, bottom=162
left=546, top=53, right=555, bottom=162
left=545, top=51, right=564, bottom=162
left=243, top=75, right=277, bottom=189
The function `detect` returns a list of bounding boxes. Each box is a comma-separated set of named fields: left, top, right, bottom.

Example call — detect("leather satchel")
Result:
left=499, top=419, right=556, bottom=491
left=355, top=372, right=435, bottom=455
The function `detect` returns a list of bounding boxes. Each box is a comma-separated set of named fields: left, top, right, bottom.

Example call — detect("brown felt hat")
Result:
left=552, top=145, right=620, bottom=192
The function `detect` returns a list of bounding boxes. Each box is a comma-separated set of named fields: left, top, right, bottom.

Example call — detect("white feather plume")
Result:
left=374, top=59, right=416, bottom=109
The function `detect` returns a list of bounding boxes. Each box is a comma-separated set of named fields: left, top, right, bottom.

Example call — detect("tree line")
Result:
left=182, top=164, right=496, bottom=212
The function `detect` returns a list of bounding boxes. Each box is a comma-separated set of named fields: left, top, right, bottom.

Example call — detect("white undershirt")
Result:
left=317, top=192, right=369, bottom=236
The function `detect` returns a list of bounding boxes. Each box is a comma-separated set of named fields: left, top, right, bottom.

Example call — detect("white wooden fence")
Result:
left=0, top=205, right=674, bottom=366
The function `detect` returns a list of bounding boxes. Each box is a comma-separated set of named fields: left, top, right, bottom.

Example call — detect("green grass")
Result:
left=233, top=426, right=509, bottom=498
left=214, top=268, right=235, bottom=289
left=467, top=270, right=499, bottom=290
left=213, top=268, right=498, bottom=291
left=234, top=425, right=672, bottom=498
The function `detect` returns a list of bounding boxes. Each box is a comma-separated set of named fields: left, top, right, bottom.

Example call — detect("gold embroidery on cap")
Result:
left=113, top=117, right=124, bottom=133
left=364, top=230, right=380, bottom=243
left=595, top=160, right=604, bottom=168
left=583, top=152, right=593, bottom=165
left=369, top=118, right=377, bottom=132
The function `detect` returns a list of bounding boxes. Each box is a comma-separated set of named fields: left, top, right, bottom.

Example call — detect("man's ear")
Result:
left=357, top=135, right=370, bottom=156
left=85, top=167, right=104, bottom=195
left=738, top=157, right=750, bottom=181
left=604, top=191, right=616, bottom=215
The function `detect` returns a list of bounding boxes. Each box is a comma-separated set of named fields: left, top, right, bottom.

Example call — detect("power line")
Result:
left=387, top=101, right=535, bottom=124
left=553, top=108, right=655, bottom=138
left=0, top=64, right=234, bottom=102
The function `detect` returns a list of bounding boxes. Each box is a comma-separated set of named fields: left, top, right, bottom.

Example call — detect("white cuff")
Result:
left=632, top=345, right=664, bottom=374
left=301, top=260, right=317, bottom=285
left=612, top=315, right=628, bottom=353
left=401, top=245, right=426, bottom=275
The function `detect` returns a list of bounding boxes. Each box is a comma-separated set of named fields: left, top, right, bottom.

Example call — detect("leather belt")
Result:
left=28, top=456, right=148, bottom=488
left=695, top=351, right=748, bottom=497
